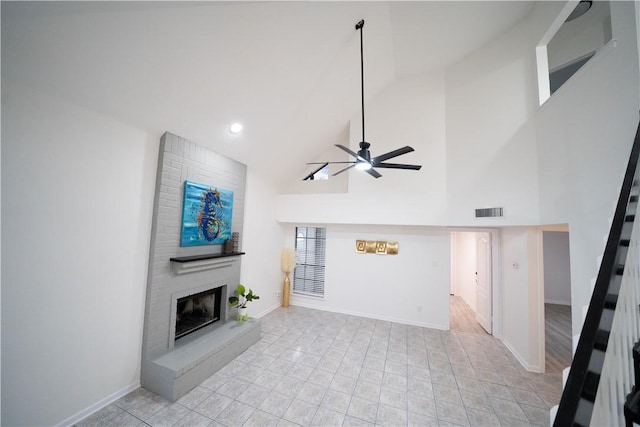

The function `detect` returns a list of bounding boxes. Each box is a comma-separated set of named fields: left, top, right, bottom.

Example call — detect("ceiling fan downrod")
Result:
left=302, top=18, right=422, bottom=180
left=356, top=19, right=366, bottom=149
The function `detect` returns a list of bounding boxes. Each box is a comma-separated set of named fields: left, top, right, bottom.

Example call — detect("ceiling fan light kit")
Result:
left=356, top=161, right=372, bottom=171
left=304, top=19, right=423, bottom=180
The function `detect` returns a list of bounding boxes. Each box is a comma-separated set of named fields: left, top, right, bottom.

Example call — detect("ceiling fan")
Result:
left=305, top=19, right=422, bottom=180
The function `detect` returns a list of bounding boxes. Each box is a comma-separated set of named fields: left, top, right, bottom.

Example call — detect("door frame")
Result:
left=475, top=232, right=493, bottom=334
left=449, top=228, right=502, bottom=338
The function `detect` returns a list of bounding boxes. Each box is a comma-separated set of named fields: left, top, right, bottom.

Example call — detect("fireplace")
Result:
left=175, top=286, right=222, bottom=340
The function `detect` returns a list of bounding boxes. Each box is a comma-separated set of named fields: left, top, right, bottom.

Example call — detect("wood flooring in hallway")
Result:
left=545, top=303, right=572, bottom=374
left=450, top=296, right=573, bottom=375
left=450, top=295, right=489, bottom=335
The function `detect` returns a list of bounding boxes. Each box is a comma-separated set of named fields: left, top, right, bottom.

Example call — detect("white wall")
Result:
left=536, top=1, right=640, bottom=335
left=284, top=129, right=350, bottom=195
left=543, top=231, right=572, bottom=305
left=346, top=72, right=447, bottom=208
left=240, top=169, right=287, bottom=317
left=277, top=71, right=447, bottom=226
left=2, top=82, right=158, bottom=426
left=445, top=14, right=541, bottom=227
left=443, top=0, right=639, bottom=352
left=500, top=227, right=544, bottom=372
left=275, top=67, right=449, bottom=273
left=286, top=225, right=450, bottom=329
left=452, top=231, right=478, bottom=311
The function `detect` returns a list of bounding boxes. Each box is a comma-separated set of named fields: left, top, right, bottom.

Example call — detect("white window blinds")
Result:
left=293, top=227, right=326, bottom=297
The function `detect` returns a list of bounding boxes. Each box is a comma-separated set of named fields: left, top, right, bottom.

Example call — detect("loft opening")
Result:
left=536, top=0, right=612, bottom=105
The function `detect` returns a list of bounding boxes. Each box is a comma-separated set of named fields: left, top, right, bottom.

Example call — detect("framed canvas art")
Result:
left=180, top=180, right=234, bottom=246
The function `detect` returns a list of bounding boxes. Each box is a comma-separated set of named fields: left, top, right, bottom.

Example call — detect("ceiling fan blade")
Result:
left=303, top=162, right=329, bottom=181
left=374, top=163, right=422, bottom=170
left=372, top=146, right=415, bottom=164
left=306, top=161, right=356, bottom=165
left=332, top=164, right=357, bottom=176
left=335, top=144, right=364, bottom=161
left=364, top=167, right=382, bottom=178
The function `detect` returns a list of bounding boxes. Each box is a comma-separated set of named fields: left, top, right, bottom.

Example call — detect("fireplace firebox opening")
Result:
left=175, top=286, right=222, bottom=340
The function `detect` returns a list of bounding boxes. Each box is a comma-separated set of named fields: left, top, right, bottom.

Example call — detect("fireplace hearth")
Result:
left=175, top=287, right=222, bottom=340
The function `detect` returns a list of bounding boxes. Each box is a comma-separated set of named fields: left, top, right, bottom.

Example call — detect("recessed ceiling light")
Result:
left=229, top=123, right=243, bottom=134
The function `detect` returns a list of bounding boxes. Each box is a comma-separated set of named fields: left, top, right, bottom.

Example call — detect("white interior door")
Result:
left=476, top=233, right=492, bottom=333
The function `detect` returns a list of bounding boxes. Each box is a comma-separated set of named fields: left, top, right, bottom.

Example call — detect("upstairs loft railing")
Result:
left=553, top=118, right=640, bottom=426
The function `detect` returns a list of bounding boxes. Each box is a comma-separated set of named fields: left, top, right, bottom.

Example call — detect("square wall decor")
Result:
left=180, top=180, right=234, bottom=246
left=356, top=240, right=399, bottom=255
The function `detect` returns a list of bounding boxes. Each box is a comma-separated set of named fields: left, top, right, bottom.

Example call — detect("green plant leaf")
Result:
left=245, top=288, right=260, bottom=302
left=237, top=284, right=246, bottom=296
left=229, top=296, right=239, bottom=306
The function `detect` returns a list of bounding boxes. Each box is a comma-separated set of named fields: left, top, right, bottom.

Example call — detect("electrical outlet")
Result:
left=275, top=291, right=282, bottom=297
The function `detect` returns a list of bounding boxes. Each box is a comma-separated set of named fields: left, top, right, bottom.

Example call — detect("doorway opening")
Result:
left=450, top=230, right=494, bottom=335
left=541, top=229, right=573, bottom=373
left=536, top=0, right=612, bottom=105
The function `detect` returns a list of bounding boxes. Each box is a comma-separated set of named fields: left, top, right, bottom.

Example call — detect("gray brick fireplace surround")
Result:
left=141, top=132, right=261, bottom=402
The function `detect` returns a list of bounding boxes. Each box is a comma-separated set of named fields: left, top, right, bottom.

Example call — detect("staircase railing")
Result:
left=553, top=119, right=640, bottom=426
left=591, top=220, right=640, bottom=426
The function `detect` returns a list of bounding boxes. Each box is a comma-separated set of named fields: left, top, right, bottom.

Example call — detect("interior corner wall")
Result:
left=287, top=225, right=450, bottom=329
left=535, top=1, right=640, bottom=336
left=1, top=81, right=158, bottom=426
left=240, top=169, right=286, bottom=317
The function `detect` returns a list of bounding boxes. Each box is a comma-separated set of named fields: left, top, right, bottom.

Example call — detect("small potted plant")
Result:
left=228, top=284, right=260, bottom=321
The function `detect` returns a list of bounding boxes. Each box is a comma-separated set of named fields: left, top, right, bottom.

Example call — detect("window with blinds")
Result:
left=293, top=227, right=326, bottom=297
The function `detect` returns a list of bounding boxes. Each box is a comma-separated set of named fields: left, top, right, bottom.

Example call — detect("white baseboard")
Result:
left=501, top=338, right=543, bottom=373
left=289, top=301, right=448, bottom=331
left=56, top=381, right=140, bottom=427
left=254, top=302, right=282, bottom=319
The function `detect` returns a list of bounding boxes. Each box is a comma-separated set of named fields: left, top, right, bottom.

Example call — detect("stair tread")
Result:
left=594, top=329, right=610, bottom=351
left=604, top=293, right=618, bottom=309
left=582, top=371, right=601, bottom=402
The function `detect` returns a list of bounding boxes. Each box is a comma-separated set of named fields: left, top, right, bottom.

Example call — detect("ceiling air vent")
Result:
left=475, top=207, right=504, bottom=218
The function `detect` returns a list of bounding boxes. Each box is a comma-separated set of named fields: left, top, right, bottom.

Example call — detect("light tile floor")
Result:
left=77, top=306, right=562, bottom=427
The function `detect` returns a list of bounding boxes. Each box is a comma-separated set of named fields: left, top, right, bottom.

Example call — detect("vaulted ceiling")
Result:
left=3, top=1, right=534, bottom=187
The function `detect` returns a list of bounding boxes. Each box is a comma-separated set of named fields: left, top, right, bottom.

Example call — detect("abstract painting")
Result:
left=180, top=180, right=233, bottom=246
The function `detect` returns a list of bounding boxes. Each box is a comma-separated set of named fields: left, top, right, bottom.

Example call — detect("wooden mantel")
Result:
left=169, top=252, right=245, bottom=275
